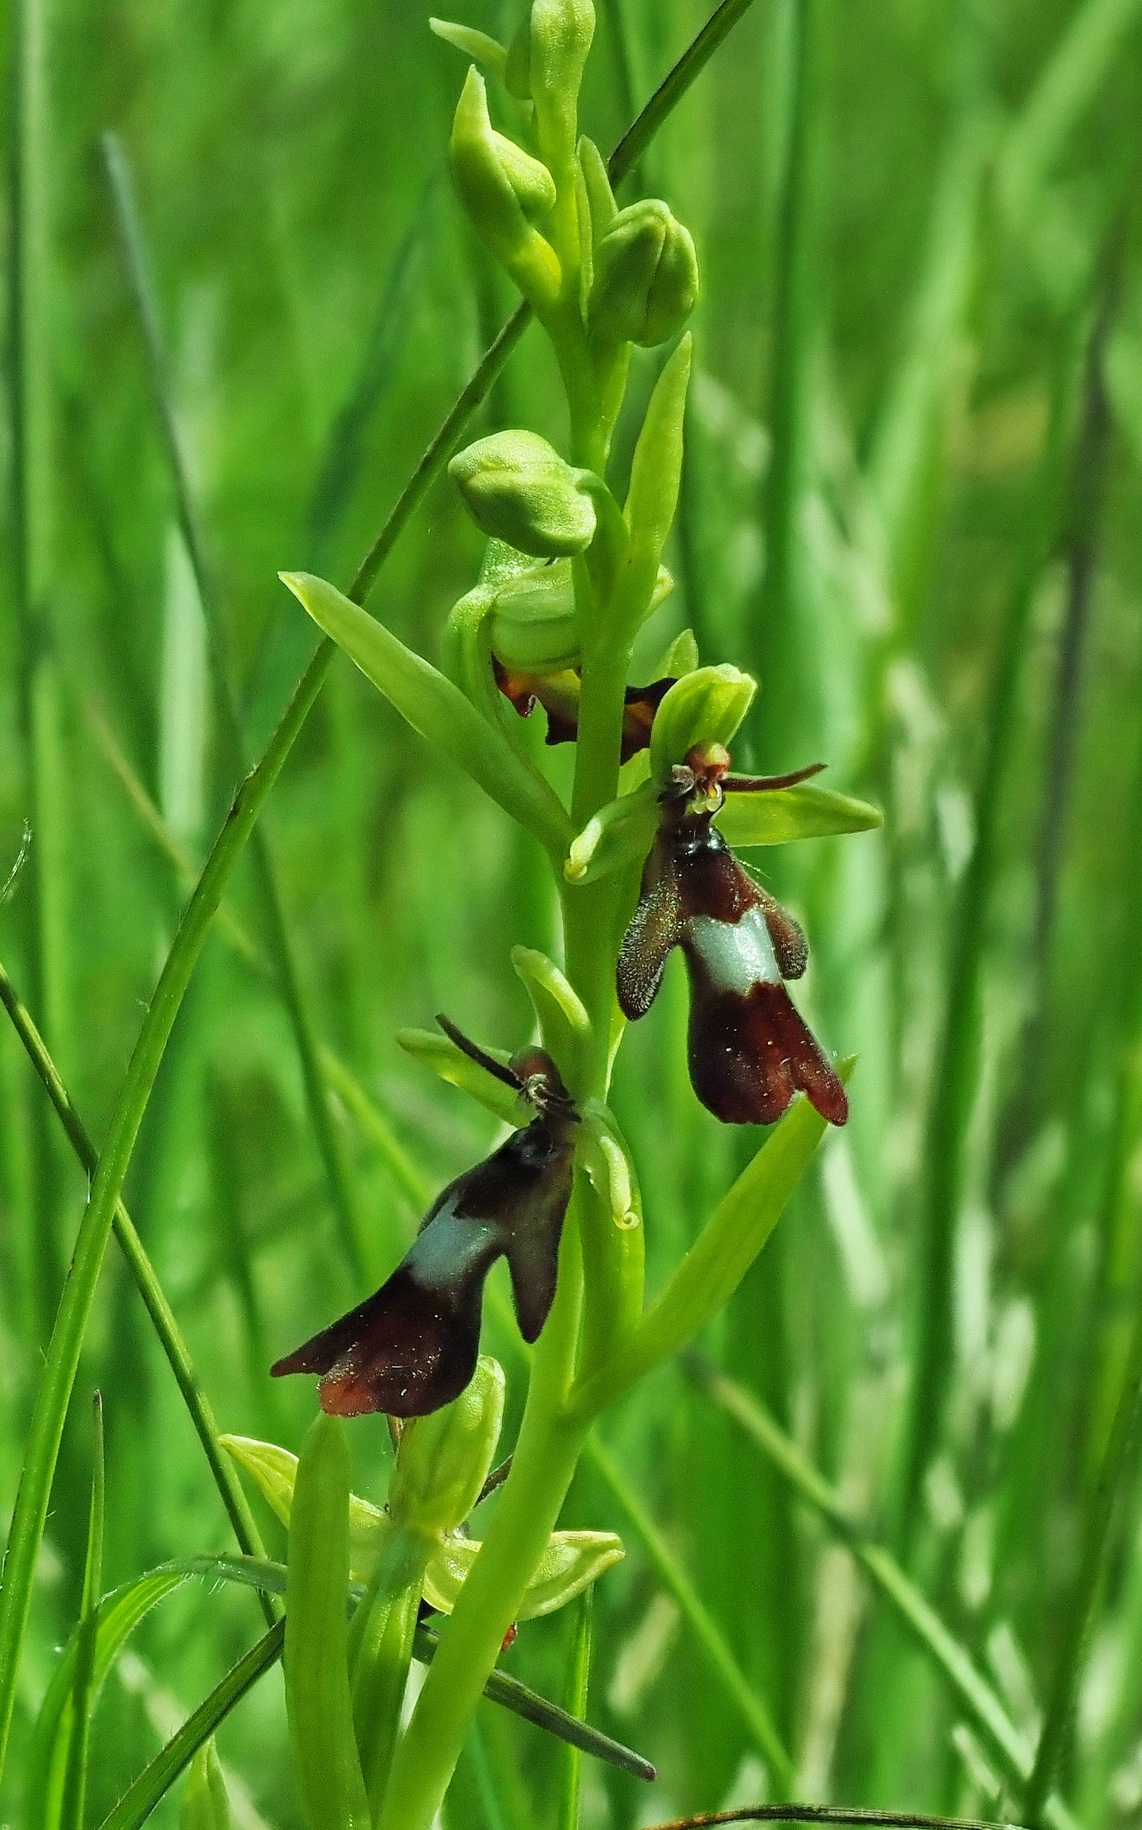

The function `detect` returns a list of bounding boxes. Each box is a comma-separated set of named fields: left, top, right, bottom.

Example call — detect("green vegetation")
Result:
left=2, top=0, right=1142, bottom=1826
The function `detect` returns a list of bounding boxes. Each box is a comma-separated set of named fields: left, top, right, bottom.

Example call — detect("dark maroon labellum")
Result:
left=616, top=748, right=848, bottom=1129
left=271, top=1019, right=578, bottom=1418
left=495, top=661, right=674, bottom=764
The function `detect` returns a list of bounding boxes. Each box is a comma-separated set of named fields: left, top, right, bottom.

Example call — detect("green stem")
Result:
left=377, top=1235, right=587, bottom=1830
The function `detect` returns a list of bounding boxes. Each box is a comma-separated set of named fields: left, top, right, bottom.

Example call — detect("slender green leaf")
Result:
left=284, top=1414, right=370, bottom=1830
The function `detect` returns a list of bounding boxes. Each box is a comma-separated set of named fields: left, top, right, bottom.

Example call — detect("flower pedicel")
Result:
left=617, top=743, right=849, bottom=1128
left=272, top=1018, right=579, bottom=1418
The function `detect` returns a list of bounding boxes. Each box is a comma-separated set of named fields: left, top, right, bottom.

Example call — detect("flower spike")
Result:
left=272, top=1022, right=579, bottom=1417
left=616, top=746, right=848, bottom=1129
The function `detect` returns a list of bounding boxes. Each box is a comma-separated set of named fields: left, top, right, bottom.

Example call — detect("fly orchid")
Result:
left=617, top=743, right=849, bottom=1128
left=272, top=1017, right=578, bottom=1417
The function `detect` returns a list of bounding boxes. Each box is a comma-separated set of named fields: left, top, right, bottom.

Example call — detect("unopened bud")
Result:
left=588, top=200, right=699, bottom=347
left=450, top=68, right=560, bottom=303
left=648, top=665, right=756, bottom=786
left=507, top=0, right=595, bottom=163
left=490, top=559, right=579, bottom=672
left=389, top=1356, right=505, bottom=1537
left=449, top=430, right=597, bottom=557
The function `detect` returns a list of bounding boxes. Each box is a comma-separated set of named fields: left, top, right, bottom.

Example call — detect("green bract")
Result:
left=589, top=199, right=699, bottom=347
left=648, top=664, right=756, bottom=784
left=449, top=430, right=598, bottom=557
left=428, top=18, right=508, bottom=83
left=512, top=945, right=591, bottom=1078
left=279, top=571, right=572, bottom=859
left=180, top=1743, right=233, bottom=1830
left=285, top=1416, right=370, bottom=1830
left=390, top=1359, right=505, bottom=1538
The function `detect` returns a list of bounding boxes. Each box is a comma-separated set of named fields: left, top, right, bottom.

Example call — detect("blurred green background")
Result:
left=3, top=0, right=1142, bottom=1823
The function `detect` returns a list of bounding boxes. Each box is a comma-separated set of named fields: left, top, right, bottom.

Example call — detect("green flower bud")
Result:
left=490, top=558, right=579, bottom=671
left=388, top=1356, right=505, bottom=1538
left=450, top=68, right=560, bottom=306
left=507, top=0, right=595, bottom=165
left=589, top=200, right=699, bottom=347
left=648, top=664, right=756, bottom=786
left=449, top=430, right=597, bottom=557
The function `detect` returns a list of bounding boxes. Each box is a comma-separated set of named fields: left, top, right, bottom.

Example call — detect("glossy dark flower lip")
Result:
left=616, top=746, right=848, bottom=1129
left=495, top=661, right=674, bottom=763
left=272, top=1020, right=579, bottom=1418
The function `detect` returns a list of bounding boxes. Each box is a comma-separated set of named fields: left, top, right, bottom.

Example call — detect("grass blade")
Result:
left=694, top=1362, right=1079, bottom=1830
left=586, top=1437, right=794, bottom=1793
left=0, top=961, right=276, bottom=1619
left=102, top=131, right=370, bottom=1283
left=556, top=1588, right=593, bottom=1830
left=59, top=1392, right=104, bottom=1830
left=96, top=1622, right=287, bottom=1830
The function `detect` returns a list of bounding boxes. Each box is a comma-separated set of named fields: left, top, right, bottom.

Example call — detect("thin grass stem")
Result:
left=0, top=960, right=278, bottom=1624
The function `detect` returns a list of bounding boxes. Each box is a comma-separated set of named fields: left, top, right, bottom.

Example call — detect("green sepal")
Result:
left=614, top=334, right=692, bottom=634
left=429, top=18, right=508, bottom=82
left=649, top=664, right=755, bottom=785
left=284, top=1414, right=370, bottom=1830
left=220, top=1435, right=390, bottom=1586
left=564, top=781, right=657, bottom=884
left=511, top=945, right=591, bottom=1079
left=650, top=626, right=699, bottom=678
left=580, top=1100, right=641, bottom=1230
left=450, top=69, right=561, bottom=308
left=449, top=430, right=597, bottom=558
left=280, top=573, right=571, bottom=859
left=716, top=783, right=883, bottom=847
left=180, top=1741, right=232, bottom=1830
left=425, top=1529, right=624, bottom=1618
left=396, top=1027, right=529, bottom=1127
left=390, top=1358, right=505, bottom=1537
